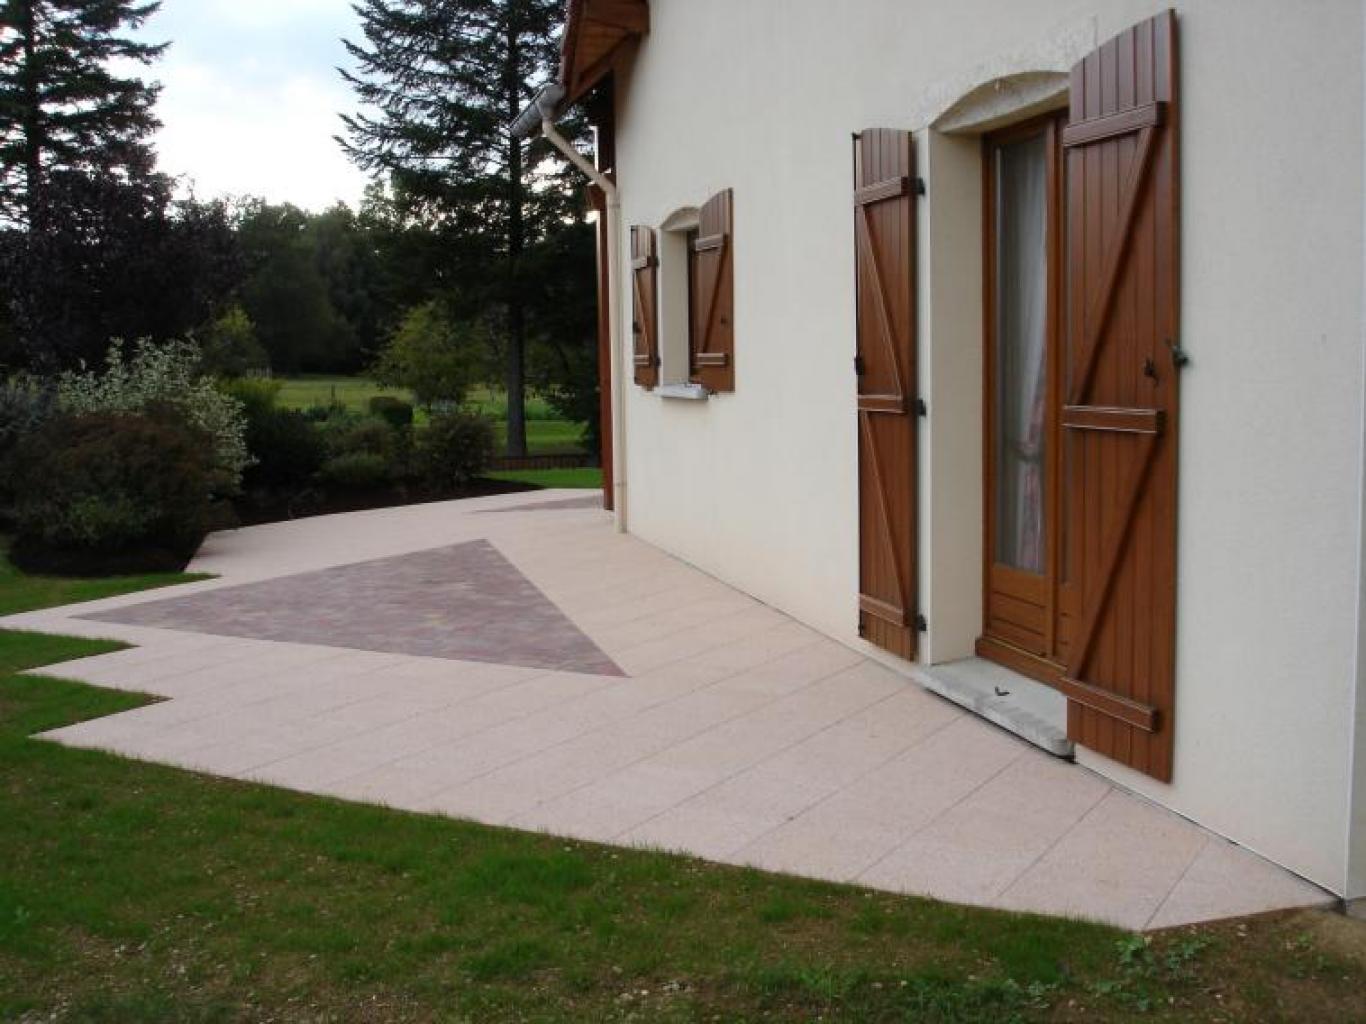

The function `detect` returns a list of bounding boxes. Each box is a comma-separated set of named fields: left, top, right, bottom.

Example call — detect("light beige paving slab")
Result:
left=6, top=490, right=1331, bottom=931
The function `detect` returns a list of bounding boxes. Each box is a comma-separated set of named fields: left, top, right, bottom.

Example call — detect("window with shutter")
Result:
left=854, top=129, right=918, bottom=660
left=630, top=225, right=659, bottom=389
left=1058, top=9, right=1180, bottom=781
left=689, top=189, right=735, bottom=392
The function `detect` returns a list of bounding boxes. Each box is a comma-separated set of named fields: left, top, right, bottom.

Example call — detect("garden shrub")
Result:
left=301, top=402, right=345, bottom=422
left=8, top=410, right=215, bottom=571
left=369, top=395, right=414, bottom=429
left=317, top=414, right=411, bottom=481
left=418, top=410, right=494, bottom=489
left=0, top=375, right=56, bottom=459
left=219, top=376, right=282, bottom=418
left=322, top=416, right=397, bottom=459
left=318, top=452, right=393, bottom=490
left=218, top=377, right=325, bottom=493
left=57, top=338, right=251, bottom=492
left=244, top=408, right=327, bottom=491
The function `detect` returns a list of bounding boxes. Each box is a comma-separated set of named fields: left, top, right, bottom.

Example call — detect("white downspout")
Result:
left=539, top=119, right=628, bottom=534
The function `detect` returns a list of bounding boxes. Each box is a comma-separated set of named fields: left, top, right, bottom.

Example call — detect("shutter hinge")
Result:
left=914, top=177, right=926, bottom=197
left=854, top=354, right=866, bottom=376
left=1166, top=338, right=1190, bottom=369
left=915, top=613, right=928, bottom=632
left=914, top=397, right=927, bottom=417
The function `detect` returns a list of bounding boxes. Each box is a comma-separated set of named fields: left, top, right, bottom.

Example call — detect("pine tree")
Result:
left=0, top=0, right=167, bottom=228
left=339, top=0, right=585, bottom=457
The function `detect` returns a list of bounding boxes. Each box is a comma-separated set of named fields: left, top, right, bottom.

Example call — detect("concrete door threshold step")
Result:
left=909, top=657, right=1073, bottom=758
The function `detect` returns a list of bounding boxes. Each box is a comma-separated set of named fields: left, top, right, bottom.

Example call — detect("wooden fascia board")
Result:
left=560, top=0, right=647, bottom=106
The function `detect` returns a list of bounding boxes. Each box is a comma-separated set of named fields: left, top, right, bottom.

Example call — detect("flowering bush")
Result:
left=57, top=338, right=251, bottom=491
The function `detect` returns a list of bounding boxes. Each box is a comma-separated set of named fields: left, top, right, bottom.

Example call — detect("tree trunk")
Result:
left=502, top=23, right=528, bottom=458
left=19, top=0, right=44, bottom=229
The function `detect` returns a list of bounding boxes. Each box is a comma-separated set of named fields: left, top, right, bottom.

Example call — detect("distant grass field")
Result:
left=275, top=375, right=411, bottom=414
left=274, top=376, right=587, bottom=455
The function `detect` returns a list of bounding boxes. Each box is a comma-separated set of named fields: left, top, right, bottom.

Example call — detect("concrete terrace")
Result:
left=0, top=490, right=1331, bottom=931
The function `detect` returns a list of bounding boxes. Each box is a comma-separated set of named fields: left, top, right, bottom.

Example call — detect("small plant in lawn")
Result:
left=419, top=410, right=494, bottom=489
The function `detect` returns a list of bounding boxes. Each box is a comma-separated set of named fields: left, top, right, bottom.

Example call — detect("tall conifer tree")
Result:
left=340, top=0, right=583, bottom=456
left=0, top=0, right=166, bottom=228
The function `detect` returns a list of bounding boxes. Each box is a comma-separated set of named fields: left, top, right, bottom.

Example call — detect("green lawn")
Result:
left=274, top=374, right=413, bottom=414
left=1, top=557, right=1364, bottom=1020
left=275, top=375, right=589, bottom=456
left=0, top=538, right=210, bottom=618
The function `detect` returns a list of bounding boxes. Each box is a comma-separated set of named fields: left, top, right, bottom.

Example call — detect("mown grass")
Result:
left=275, top=375, right=589, bottom=455
left=1, top=552, right=1364, bottom=1020
left=0, top=537, right=210, bottom=618
left=487, top=467, right=603, bottom=490
left=273, top=374, right=414, bottom=414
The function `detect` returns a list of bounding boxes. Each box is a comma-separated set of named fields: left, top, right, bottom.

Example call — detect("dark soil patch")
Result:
left=7, top=536, right=202, bottom=577
left=232, top=477, right=539, bottom=527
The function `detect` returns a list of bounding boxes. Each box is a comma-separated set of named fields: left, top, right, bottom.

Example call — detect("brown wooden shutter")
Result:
left=1059, top=10, right=1180, bottom=780
left=690, top=189, right=735, bottom=391
left=854, top=129, right=917, bottom=660
left=630, top=224, right=659, bottom=389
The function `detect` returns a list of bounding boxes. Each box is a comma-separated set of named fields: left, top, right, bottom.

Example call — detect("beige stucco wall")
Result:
left=611, top=0, right=1366, bottom=896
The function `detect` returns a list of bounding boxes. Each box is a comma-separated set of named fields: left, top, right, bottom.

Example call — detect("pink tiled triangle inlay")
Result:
left=82, top=540, right=624, bottom=677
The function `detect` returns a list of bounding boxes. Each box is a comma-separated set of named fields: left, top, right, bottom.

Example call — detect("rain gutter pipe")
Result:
left=512, top=83, right=627, bottom=533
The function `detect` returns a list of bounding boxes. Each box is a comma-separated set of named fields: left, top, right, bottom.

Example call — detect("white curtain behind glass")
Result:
left=995, top=134, right=1048, bottom=574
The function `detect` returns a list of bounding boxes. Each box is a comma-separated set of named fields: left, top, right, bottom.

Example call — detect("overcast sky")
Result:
left=140, top=0, right=372, bottom=211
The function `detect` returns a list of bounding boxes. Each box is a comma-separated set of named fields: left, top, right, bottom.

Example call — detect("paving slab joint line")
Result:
left=408, top=639, right=852, bottom=814
left=852, top=747, right=1033, bottom=886
left=48, top=650, right=416, bottom=739
left=618, top=685, right=970, bottom=850
left=727, top=706, right=970, bottom=868
left=1140, top=834, right=1215, bottom=931
left=318, top=670, right=625, bottom=796
left=492, top=646, right=882, bottom=828
left=980, top=782, right=1111, bottom=904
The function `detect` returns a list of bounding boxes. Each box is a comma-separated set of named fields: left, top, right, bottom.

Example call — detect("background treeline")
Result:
left=0, top=184, right=600, bottom=451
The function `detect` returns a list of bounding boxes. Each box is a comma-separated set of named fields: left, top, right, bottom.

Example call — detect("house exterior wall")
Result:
left=611, top=0, right=1366, bottom=896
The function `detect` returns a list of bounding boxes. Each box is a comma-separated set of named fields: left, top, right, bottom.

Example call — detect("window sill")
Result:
left=657, top=382, right=710, bottom=401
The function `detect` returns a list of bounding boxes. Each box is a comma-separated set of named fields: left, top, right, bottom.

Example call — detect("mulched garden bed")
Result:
left=231, top=476, right=539, bottom=527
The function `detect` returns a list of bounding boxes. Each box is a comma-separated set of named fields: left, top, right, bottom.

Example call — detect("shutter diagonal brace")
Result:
left=632, top=265, right=650, bottom=367
left=1067, top=122, right=1159, bottom=407
left=693, top=233, right=730, bottom=370
left=859, top=412, right=909, bottom=624
left=855, top=200, right=907, bottom=410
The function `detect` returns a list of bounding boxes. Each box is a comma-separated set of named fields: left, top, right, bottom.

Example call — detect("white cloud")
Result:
left=154, top=54, right=369, bottom=209
left=138, top=0, right=371, bottom=210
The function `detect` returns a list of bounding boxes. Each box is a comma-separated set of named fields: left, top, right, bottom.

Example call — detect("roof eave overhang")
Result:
left=558, top=0, right=648, bottom=108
